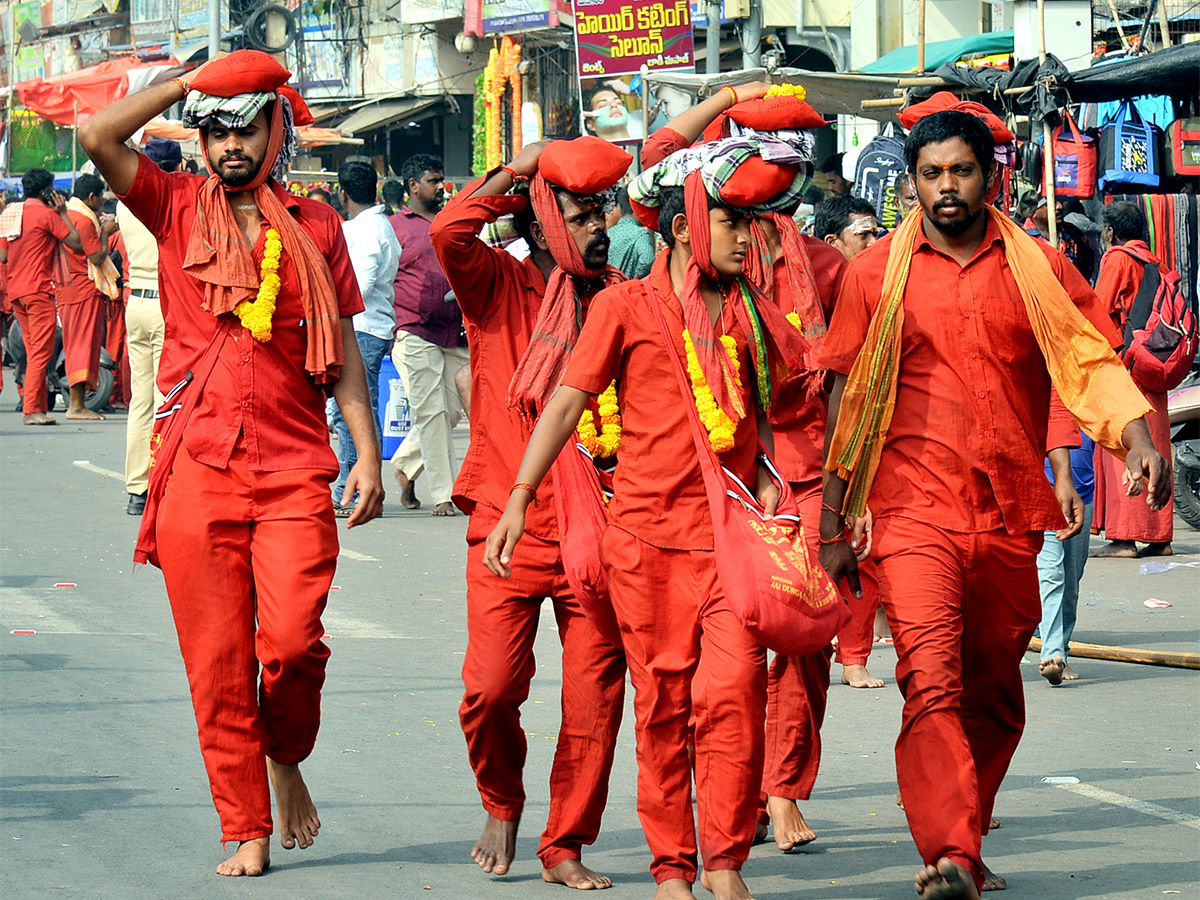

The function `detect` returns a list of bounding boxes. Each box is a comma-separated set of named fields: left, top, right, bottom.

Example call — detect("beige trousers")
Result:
left=390, top=331, right=469, bottom=506
left=124, top=293, right=165, bottom=495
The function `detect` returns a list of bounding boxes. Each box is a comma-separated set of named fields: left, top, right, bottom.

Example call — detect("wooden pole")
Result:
left=1037, top=0, right=1058, bottom=248
left=71, top=101, right=78, bottom=189
left=1105, top=0, right=1132, bottom=53
left=917, top=0, right=927, bottom=74
left=1158, top=0, right=1172, bottom=48
left=1028, top=637, right=1200, bottom=670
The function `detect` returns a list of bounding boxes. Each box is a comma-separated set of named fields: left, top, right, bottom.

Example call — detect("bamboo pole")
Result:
left=1037, top=0, right=1058, bottom=248
left=1105, top=0, right=1132, bottom=53
left=917, top=0, right=927, bottom=74
left=1028, top=637, right=1200, bottom=670
left=1158, top=0, right=1172, bottom=48
left=71, top=101, right=78, bottom=189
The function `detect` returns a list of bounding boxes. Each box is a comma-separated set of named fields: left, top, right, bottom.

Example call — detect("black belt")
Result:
left=129, top=288, right=159, bottom=298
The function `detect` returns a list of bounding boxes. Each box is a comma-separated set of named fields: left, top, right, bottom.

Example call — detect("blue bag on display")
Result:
left=1098, top=99, right=1163, bottom=192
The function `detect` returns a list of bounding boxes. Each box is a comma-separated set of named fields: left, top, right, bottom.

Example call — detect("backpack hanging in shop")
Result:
left=1098, top=99, right=1163, bottom=192
left=1051, top=109, right=1096, bottom=197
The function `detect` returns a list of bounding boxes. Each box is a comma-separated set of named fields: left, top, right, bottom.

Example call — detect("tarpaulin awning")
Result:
left=15, top=57, right=180, bottom=126
left=141, top=118, right=364, bottom=147
left=337, top=96, right=446, bottom=136
left=859, top=30, right=1014, bottom=74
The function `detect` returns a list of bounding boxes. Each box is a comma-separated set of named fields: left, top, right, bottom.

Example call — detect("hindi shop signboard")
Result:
left=574, top=0, right=695, bottom=78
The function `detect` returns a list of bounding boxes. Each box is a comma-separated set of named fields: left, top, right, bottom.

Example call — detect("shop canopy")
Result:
left=858, top=30, right=1014, bottom=74
left=15, top=56, right=180, bottom=126
left=336, top=94, right=450, bottom=137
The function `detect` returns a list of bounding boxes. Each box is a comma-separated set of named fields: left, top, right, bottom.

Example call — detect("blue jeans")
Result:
left=332, top=331, right=389, bottom=505
left=1036, top=502, right=1094, bottom=660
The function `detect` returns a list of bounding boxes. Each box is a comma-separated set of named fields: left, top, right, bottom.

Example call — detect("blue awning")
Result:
left=858, top=30, right=1014, bottom=74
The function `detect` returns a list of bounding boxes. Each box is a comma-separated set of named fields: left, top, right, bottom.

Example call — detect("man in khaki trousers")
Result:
left=119, top=139, right=179, bottom=515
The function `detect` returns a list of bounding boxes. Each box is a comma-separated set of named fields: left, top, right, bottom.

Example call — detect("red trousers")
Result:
left=461, top=507, right=626, bottom=868
left=157, top=442, right=338, bottom=842
left=1093, top=390, right=1173, bottom=543
left=834, top=557, right=879, bottom=667
left=602, top=525, right=766, bottom=884
left=105, top=297, right=130, bottom=405
left=11, top=292, right=56, bottom=414
left=59, top=294, right=105, bottom=390
left=872, top=515, right=1042, bottom=892
left=760, top=486, right=833, bottom=808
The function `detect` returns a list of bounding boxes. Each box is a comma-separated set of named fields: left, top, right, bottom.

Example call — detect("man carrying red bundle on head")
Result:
left=485, top=134, right=822, bottom=900
left=644, top=80, right=880, bottom=852
left=428, top=136, right=630, bottom=889
left=79, top=50, right=384, bottom=877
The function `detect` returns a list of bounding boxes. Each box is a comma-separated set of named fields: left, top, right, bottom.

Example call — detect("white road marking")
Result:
left=338, top=548, right=378, bottom=562
left=321, top=606, right=425, bottom=640
left=72, top=460, right=125, bottom=482
left=1055, top=782, right=1200, bottom=830
left=0, top=587, right=153, bottom=636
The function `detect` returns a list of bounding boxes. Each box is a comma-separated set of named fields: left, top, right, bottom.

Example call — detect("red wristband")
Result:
left=817, top=532, right=847, bottom=546
left=500, top=165, right=528, bottom=185
left=512, top=481, right=538, bottom=505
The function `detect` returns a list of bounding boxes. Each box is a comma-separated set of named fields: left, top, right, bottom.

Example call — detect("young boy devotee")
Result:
left=428, top=136, right=630, bottom=890
left=78, top=50, right=384, bottom=877
left=817, top=109, right=1168, bottom=900
left=484, top=134, right=813, bottom=900
left=641, top=81, right=880, bottom=855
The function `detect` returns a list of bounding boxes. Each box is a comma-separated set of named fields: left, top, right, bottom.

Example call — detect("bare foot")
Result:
left=988, top=817, right=1000, bottom=830
left=1139, top=542, right=1173, bottom=557
left=266, top=758, right=320, bottom=850
left=432, top=501, right=457, bottom=517
left=842, top=664, right=886, bottom=688
left=1061, top=662, right=1080, bottom=681
left=216, top=837, right=270, bottom=876
left=471, top=813, right=517, bottom=875
left=65, top=407, right=105, bottom=420
left=765, top=796, right=816, bottom=851
left=393, top=469, right=420, bottom=509
left=653, top=879, right=694, bottom=900
left=23, top=413, right=58, bottom=425
left=914, top=858, right=981, bottom=899
left=699, top=868, right=756, bottom=900
left=874, top=605, right=891, bottom=641
left=981, top=862, right=1006, bottom=891
left=542, top=858, right=613, bottom=890
left=1090, top=540, right=1137, bottom=558
left=1039, top=657, right=1065, bottom=686
left=896, top=790, right=904, bottom=810
left=752, top=820, right=768, bottom=845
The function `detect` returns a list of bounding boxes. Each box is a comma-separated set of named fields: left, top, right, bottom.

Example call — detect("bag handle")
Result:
left=1058, top=108, right=1086, bottom=146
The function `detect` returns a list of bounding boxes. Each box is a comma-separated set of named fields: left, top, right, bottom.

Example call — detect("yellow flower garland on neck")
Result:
left=233, top=228, right=283, bottom=341
left=577, top=381, right=621, bottom=458
left=683, top=331, right=742, bottom=453
left=785, top=311, right=803, bottom=331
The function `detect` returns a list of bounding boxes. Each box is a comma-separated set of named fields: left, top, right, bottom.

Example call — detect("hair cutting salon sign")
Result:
left=573, top=0, right=695, bottom=77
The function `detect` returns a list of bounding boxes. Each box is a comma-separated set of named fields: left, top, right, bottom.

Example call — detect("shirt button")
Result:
left=243, top=356, right=250, bottom=362
left=977, top=391, right=986, bottom=399
left=970, top=351, right=978, bottom=359
left=242, top=401, right=250, bottom=408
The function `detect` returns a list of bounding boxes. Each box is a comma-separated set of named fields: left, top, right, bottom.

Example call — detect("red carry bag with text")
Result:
left=1051, top=110, right=1097, bottom=198
left=648, top=286, right=848, bottom=655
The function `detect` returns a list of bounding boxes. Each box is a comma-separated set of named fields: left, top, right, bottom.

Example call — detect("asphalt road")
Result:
left=1, top=385, right=1197, bottom=900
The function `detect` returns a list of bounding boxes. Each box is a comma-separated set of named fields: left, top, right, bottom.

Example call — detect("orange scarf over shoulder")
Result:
left=183, top=96, right=344, bottom=384
left=829, top=206, right=1151, bottom=517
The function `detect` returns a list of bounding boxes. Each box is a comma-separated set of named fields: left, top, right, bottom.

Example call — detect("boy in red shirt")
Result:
left=485, top=137, right=811, bottom=900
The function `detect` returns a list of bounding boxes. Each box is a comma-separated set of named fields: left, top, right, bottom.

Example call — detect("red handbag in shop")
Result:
left=1051, top=110, right=1097, bottom=198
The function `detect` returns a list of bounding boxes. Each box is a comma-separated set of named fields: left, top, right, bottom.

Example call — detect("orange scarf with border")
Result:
left=829, top=206, right=1152, bottom=517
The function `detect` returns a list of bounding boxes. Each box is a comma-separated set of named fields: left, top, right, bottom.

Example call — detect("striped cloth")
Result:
left=181, top=90, right=298, bottom=181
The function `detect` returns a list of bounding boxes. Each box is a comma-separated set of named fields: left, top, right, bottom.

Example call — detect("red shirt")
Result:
left=1095, top=239, right=1165, bottom=331
left=561, top=251, right=760, bottom=551
left=57, top=209, right=104, bottom=306
left=390, top=205, right=463, bottom=348
left=1, top=200, right=71, bottom=300
left=769, top=237, right=846, bottom=487
left=118, top=153, right=363, bottom=474
left=429, top=175, right=560, bottom=538
left=820, top=215, right=1118, bottom=535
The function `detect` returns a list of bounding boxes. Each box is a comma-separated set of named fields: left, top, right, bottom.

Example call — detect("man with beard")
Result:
left=78, top=50, right=384, bottom=877
left=818, top=110, right=1167, bottom=899
left=430, top=137, right=629, bottom=889
left=389, top=153, right=468, bottom=515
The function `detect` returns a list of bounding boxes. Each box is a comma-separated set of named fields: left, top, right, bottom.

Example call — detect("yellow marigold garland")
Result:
left=766, top=83, right=808, bottom=100
left=577, top=380, right=621, bottom=458
left=233, top=228, right=282, bottom=342
left=683, top=331, right=742, bottom=453
left=786, top=311, right=803, bottom=331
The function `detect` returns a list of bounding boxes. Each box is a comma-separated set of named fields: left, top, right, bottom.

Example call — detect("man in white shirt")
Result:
left=118, top=138, right=180, bottom=515
left=334, top=160, right=401, bottom=515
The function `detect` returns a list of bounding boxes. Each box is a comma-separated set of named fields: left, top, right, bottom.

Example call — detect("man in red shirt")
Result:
left=60, top=173, right=118, bottom=420
left=0, top=168, right=87, bottom=425
left=79, top=51, right=383, bottom=878
left=1090, top=200, right=1175, bottom=558
left=429, top=138, right=628, bottom=890
left=819, top=110, right=1167, bottom=899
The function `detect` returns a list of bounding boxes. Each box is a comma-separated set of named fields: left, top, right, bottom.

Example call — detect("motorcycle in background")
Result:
left=1168, top=369, right=1200, bottom=530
